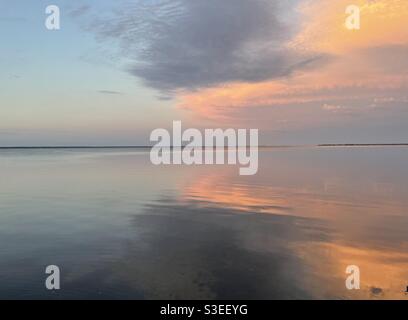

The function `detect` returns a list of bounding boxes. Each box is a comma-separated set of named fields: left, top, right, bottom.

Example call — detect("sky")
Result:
left=1, top=0, right=408, bottom=146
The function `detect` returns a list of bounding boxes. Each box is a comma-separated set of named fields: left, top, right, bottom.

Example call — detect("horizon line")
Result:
left=0, top=143, right=408, bottom=149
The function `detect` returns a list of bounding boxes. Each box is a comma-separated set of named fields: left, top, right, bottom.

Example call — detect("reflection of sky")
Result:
left=1, top=1, right=408, bottom=145
left=178, top=148, right=408, bottom=299
left=0, top=147, right=407, bottom=299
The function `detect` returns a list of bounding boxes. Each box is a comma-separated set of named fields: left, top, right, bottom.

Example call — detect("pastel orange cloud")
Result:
left=178, top=0, right=408, bottom=123
left=290, top=0, right=408, bottom=54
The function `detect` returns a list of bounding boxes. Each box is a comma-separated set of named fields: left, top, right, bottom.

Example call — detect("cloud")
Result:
left=90, top=0, right=320, bottom=92
left=176, top=31, right=408, bottom=121
left=322, top=104, right=342, bottom=111
left=69, top=5, right=91, bottom=18
left=290, top=0, right=408, bottom=54
left=98, top=90, right=123, bottom=95
left=322, top=104, right=345, bottom=112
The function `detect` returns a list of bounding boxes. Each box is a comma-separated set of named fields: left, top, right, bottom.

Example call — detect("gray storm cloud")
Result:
left=87, top=0, right=317, bottom=92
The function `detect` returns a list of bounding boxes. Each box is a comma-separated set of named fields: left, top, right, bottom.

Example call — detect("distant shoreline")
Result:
left=317, top=144, right=408, bottom=147
left=0, top=144, right=407, bottom=149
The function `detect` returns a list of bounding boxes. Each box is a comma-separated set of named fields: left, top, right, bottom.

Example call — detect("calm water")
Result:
left=0, top=147, right=408, bottom=299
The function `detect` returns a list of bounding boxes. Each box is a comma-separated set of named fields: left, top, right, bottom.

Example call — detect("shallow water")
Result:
left=0, top=147, right=407, bottom=299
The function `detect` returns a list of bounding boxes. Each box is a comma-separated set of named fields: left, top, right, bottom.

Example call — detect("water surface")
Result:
left=0, top=147, right=407, bottom=299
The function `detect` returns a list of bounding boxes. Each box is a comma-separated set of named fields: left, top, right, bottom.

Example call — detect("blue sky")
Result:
left=0, top=0, right=179, bottom=146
